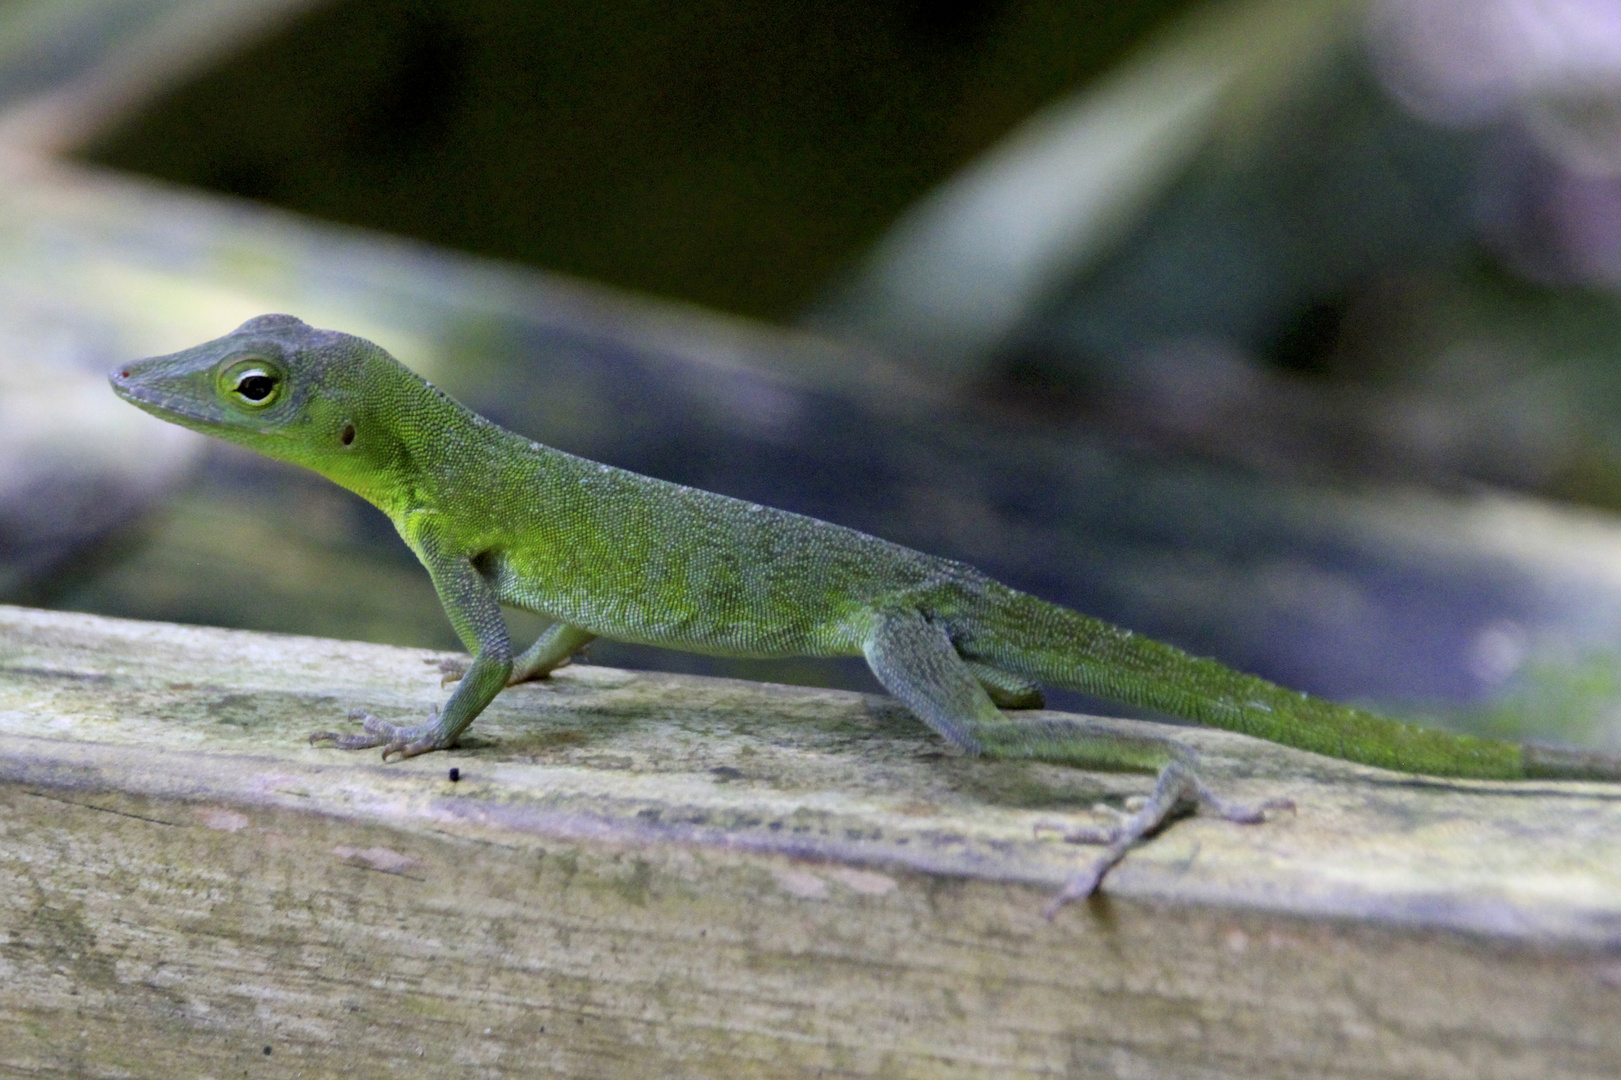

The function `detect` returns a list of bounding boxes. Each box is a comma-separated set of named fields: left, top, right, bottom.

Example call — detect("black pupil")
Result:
left=237, top=374, right=275, bottom=401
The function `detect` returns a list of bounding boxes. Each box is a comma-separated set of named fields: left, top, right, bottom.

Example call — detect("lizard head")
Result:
left=109, top=314, right=418, bottom=499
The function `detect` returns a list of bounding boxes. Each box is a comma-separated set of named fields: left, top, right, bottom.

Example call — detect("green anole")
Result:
left=111, top=316, right=1621, bottom=909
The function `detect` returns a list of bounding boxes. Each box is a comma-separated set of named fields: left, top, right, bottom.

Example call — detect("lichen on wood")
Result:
left=1, top=604, right=1619, bottom=1078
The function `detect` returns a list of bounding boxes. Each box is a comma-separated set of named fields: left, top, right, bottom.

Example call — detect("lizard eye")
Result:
left=220, top=360, right=282, bottom=408
left=235, top=373, right=275, bottom=400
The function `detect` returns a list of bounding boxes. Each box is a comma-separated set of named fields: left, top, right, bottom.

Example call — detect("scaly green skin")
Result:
left=110, top=316, right=1621, bottom=902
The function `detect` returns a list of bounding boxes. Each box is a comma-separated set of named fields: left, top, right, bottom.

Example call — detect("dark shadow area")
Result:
left=81, top=0, right=1193, bottom=319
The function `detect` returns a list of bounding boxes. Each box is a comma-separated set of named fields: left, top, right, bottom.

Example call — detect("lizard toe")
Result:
left=381, top=735, right=455, bottom=761
left=309, top=729, right=388, bottom=750
left=311, top=709, right=449, bottom=754
left=1044, top=860, right=1112, bottom=918
left=1193, top=778, right=1296, bottom=825
left=1059, top=822, right=1125, bottom=844
left=437, top=658, right=469, bottom=686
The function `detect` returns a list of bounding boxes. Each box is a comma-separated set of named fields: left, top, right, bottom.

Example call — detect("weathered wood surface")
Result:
left=1, top=605, right=1619, bottom=1078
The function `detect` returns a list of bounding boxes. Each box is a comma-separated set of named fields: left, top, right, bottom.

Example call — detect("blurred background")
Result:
left=7, top=0, right=1621, bottom=746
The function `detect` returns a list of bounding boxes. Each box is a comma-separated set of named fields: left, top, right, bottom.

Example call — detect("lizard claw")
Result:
left=1032, top=800, right=1147, bottom=845
left=1200, top=791, right=1296, bottom=825
left=1041, top=766, right=1294, bottom=918
left=435, top=657, right=470, bottom=687
left=1042, top=863, right=1110, bottom=919
left=309, top=709, right=390, bottom=750
left=309, top=707, right=457, bottom=759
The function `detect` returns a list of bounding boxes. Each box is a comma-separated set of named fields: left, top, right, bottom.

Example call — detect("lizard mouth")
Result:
left=107, top=363, right=217, bottom=428
left=108, top=366, right=151, bottom=406
left=108, top=365, right=168, bottom=411
left=109, top=361, right=297, bottom=446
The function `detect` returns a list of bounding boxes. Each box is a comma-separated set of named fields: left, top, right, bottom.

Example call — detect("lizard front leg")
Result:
left=314, top=539, right=513, bottom=760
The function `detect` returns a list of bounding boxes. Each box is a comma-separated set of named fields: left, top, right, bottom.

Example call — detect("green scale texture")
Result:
left=110, top=315, right=1621, bottom=789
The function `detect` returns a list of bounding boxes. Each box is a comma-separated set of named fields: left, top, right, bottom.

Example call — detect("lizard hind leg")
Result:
left=1038, top=759, right=1293, bottom=918
left=965, top=661, right=1045, bottom=709
left=861, top=610, right=1291, bottom=909
left=862, top=607, right=1002, bottom=754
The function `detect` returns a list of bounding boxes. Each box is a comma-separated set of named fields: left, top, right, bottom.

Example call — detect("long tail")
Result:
left=964, top=590, right=1621, bottom=781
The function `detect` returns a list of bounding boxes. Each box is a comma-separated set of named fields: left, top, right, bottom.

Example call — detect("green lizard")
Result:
left=110, top=315, right=1621, bottom=908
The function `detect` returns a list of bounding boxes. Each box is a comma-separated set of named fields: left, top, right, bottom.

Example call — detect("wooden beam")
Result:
left=1, top=604, right=1618, bottom=1077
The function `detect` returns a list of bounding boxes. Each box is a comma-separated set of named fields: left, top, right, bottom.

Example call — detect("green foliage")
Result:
left=83, top=0, right=1194, bottom=319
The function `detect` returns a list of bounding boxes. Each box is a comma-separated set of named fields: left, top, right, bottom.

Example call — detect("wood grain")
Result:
left=0, top=604, right=1618, bottom=1078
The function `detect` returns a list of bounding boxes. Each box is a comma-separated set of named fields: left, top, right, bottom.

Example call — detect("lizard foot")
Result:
left=435, top=657, right=468, bottom=687
left=309, top=707, right=458, bottom=760
left=434, top=651, right=466, bottom=684
left=1039, top=765, right=1293, bottom=918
